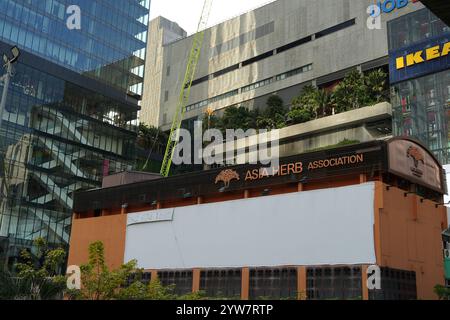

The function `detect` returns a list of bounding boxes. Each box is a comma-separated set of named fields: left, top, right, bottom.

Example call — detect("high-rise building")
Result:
left=388, top=9, right=450, bottom=163
left=141, top=0, right=424, bottom=130
left=0, top=0, right=150, bottom=269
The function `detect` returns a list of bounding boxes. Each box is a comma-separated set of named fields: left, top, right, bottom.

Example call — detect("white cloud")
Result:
left=149, top=0, right=274, bottom=34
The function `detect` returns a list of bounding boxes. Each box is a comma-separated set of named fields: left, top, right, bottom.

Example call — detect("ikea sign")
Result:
left=395, top=41, right=450, bottom=69
left=389, top=36, right=450, bottom=84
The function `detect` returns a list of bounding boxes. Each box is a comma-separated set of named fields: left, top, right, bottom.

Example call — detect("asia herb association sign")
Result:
left=215, top=152, right=367, bottom=188
left=244, top=154, right=364, bottom=182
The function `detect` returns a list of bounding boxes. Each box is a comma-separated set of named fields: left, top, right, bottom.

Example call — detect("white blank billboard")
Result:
left=125, top=183, right=376, bottom=269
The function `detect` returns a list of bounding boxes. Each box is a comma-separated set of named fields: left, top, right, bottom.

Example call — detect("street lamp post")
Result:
left=0, top=46, right=20, bottom=134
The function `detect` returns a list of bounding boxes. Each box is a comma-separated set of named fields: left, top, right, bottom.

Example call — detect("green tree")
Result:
left=287, top=107, right=312, bottom=125
left=287, top=85, right=319, bottom=124
left=138, top=123, right=168, bottom=152
left=137, top=123, right=168, bottom=172
left=292, top=85, right=320, bottom=119
left=316, top=88, right=332, bottom=117
left=364, top=68, right=389, bottom=104
left=434, top=285, right=450, bottom=300
left=68, top=241, right=207, bottom=300
left=202, top=112, right=223, bottom=132
left=0, top=238, right=66, bottom=300
left=332, top=69, right=370, bottom=112
left=220, top=106, right=257, bottom=131
left=256, top=95, right=286, bottom=129
left=67, top=241, right=145, bottom=300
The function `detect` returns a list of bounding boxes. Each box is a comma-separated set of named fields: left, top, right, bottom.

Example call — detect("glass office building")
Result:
left=0, top=0, right=149, bottom=96
left=388, top=9, right=450, bottom=164
left=0, top=0, right=150, bottom=269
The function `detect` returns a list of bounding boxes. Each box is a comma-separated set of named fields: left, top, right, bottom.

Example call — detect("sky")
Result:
left=149, top=0, right=275, bottom=35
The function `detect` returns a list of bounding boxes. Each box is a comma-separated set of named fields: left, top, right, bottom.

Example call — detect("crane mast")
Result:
left=160, top=0, right=213, bottom=177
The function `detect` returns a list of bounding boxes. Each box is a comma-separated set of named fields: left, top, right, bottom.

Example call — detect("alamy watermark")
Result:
left=66, top=5, right=81, bottom=30
left=367, top=265, right=382, bottom=290
left=66, top=265, right=81, bottom=290
left=172, top=121, right=280, bottom=168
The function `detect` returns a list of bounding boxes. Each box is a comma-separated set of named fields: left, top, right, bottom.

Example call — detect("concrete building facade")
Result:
left=68, top=138, right=448, bottom=300
left=141, top=0, right=424, bottom=130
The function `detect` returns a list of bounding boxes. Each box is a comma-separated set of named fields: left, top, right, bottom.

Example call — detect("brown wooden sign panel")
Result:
left=388, top=138, right=444, bottom=193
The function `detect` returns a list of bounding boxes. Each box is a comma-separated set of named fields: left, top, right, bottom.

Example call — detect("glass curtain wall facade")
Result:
left=0, top=0, right=149, bottom=96
left=0, top=0, right=150, bottom=269
left=388, top=9, right=450, bottom=164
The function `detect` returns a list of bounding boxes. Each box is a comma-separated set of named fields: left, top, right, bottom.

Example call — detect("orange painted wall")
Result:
left=374, top=181, right=448, bottom=300
left=69, top=176, right=448, bottom=300
left=67, top=214, right=127, bottom=270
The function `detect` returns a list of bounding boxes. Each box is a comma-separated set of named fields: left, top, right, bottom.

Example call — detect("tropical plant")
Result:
left=287, top=106, right=313, bottom=124
left=316, top=88, right=332, bottom=117
left=138, top=123, right=168, bottom=152
left=256, top=95, right=286, bottom=129
left=202, top=112, right=222, bottom=132
left=0, top=238, right=66, bottom=300
left=434, top=284, right=450, bottom=300
left=291, top=85, right=320, bottom=119
left=220, top=106, right=258, bottom=131
left=332, top=69, right=370, bottom=112
left=67, top=241, right=208, bottom=300
left=199, top=68, right=388, bottom=130
left=67, top=241, right=144, bottom=300
left=364, top=68, right=389, bottom=104
left=137, top=123, right=168, bottom=172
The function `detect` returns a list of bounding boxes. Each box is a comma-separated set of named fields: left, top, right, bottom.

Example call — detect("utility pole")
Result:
left=0, top=46, right=20, bottom=135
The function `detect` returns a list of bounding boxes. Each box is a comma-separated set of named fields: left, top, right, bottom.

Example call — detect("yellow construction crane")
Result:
left=160, top=0, right=213, bottom=177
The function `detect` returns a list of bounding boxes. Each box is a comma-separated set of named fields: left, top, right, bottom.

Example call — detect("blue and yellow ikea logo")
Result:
left=395, top=41, right=450, bottom=69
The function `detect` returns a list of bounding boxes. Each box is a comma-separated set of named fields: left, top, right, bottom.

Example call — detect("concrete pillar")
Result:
left=192, top=268, right=201, bottom=292
left=297, top=266, right=307, bottom=300
left=241, top=267, right=250, bottom=300
left=361, top=265, right=369, bottom=301
left=150, top=269, right=158, bottom=281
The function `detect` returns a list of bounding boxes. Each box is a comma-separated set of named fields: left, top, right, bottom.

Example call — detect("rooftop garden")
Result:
left=136, top=68, right=389, bottom=173
left=203, top=68, right=389, bottom=132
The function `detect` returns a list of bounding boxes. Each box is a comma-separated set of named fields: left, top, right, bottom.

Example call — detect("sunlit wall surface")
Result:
left=0, top=0, right=150, bottom=269
left=388, top=9, right=450, bottom=164
left=0, top=0, right=149, bottom=96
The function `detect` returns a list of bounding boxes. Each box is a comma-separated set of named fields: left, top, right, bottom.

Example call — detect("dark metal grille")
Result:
left=158, top=270, right=193, bottom=296
left=307, top=266, right=362, bottom=300
left=369, top=267, right=417, bottom=300
left=249, top=268, right=297, bottom=300
left=200, top=269, right=241, bottom=299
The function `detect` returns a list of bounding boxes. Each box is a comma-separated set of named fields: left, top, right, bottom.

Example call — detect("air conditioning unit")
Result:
left=444, top=249, right=450, bottom=259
